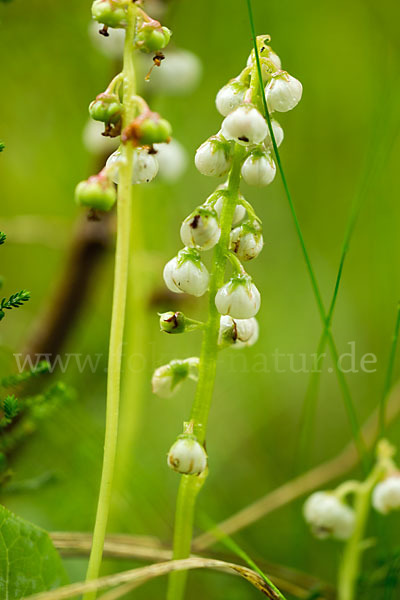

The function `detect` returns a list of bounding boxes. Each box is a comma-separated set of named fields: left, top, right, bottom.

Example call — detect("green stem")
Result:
left=83, top=7, right=137, bottom=599
left=337, top=464, right=382, bottom=600
left=378, top=302, right=400, bottom=438
left=166, top=148, right=245, bottom=600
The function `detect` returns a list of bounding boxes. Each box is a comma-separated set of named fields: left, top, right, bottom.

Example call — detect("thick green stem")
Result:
left=166, top=148, right=245, bottom=600
left=83, top=8, right=137, bottom=599
left=337, top=465, right=382, bottom=600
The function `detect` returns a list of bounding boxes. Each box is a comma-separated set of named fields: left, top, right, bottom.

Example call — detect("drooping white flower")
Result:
left=180, top=207, right=221, bottom=250
left=82, top=119, right=119, bottom=155
left=216, top=80, right=248, bottom=117
left=215, top=275, right=261, bottom=319
left=106, top=148, right=159, bottom=184
left=219, top=315, right=259, bottom=348
left=213, top=189, right=246, bottom=226
left=144, top=48, right=202, bottom=96
left=303, top=492, right=355, bottom=540
left=230, top=223, right=263, bottom=261
left=372, top=475, right=400, bottom=514
left=167, top=436, right=207, bottom=475
left=195, top=137, right=232, bottom=177
left=266, top=72, right=303, bottom=112
left=264, top=119, right=284, bottom=149
left=153, top=139, right=188, bottom=183
left=247, top=47, right=282, bottom=72
left=163, top=248, right=209, bottom=296
left=152, top=357, right=199, bottom=398
left=221, top=105, right=268, bottom=146
left=241, top=151, right=276, bottom=187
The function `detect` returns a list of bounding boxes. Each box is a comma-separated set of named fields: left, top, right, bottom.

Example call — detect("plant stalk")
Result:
left=166, top=147, right=245, bottom=600
left=83, top=7, right=137, bottom=599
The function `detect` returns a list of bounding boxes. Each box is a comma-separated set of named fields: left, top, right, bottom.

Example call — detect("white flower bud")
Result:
left=153, top=140, right=188, bottom=183
left=219, top=315, right=259, bottom=348
left=195, top=137, right=232, bottom=177
left=106, top=148, right=159, bottom=184
left=216, top=80, right=248, bottom=117
left=230, top=223, right=263, bottom=261
left=372, top=475, right=400, bottom=514
left=163, top=248, right=209, bottom=296
left=266, top=72, right=303, bottom=113
left=241, top=151, right=276, bottom=187
left=264, top=119, right=284, bottom=149
left=144, top=49, right=202, bottom=96
left=213, top=188, right=246, bottom=226
left=221, top=105, right=268, bottom=146
left=167, top=435, right=207, bottom=475
left=152, top=357, right=199, bottom=398
left=215, top=275, right=261, bottom=319
left=180, top=207, right=221, bottom=250
left=247, top=47, right=281, bottom=72
left=303, top=492, right=355, bottom=540
left=82, top=119, right=119, bottom=155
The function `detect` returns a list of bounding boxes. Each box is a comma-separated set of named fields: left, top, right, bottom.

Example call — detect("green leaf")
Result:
left=0, top=504, right=68, bottom=598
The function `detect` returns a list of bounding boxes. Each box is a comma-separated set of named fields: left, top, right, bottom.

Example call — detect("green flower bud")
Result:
left=75, top=172, right=117, bottom=211
left=159, top=311, right=186, bottom=334
left=91, top=0, right=127, bottom=29
left=136, top=23, right=171, bottom=53
left=89, top=94, right=121, bottom=124
left=125, top=112, right=172, bottom=146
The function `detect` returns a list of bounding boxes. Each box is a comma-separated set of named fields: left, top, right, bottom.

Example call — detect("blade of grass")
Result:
left=246, top=0, right=367, bottom=470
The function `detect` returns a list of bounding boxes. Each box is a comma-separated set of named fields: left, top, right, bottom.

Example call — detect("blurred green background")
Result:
left=1, top=0, right=400, bottom=597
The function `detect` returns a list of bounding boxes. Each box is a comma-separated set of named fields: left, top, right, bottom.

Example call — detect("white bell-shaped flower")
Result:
left=221, top=105, right=268, bottom=146
left=303, top=492, right=355, bottom=540
left=219, top=315, right=259, bottom=348
left=153, top=139, right=188, bottom=183
left=213, top=189, right=246, bottom=226
left=264, top=119, right=284, bottom=149
left=167, top=435, right=208, bottom=475
left=152, top=357, right=199, bottom=398
left=106, top=148, right=159, bottom=184
left=216, top=80, right=248, bottom=117
left=372, top=475, right=400, bottom=514
left=241, top=151, right=276, bottom=187
left=230, top=223, right=263, bottom=261
left=195, top=137, right=232, bottom=177
left=247, top=47, right=281, bottom=72
left=266, top=71, right=303, bottom=112
left=163, top=248, right=209, bottom=296
left=215, top=275, right=261, bottom=319
left=180, top=207, right=221, bottom=250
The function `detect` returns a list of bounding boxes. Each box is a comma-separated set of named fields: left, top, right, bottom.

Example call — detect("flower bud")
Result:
left=106, top=148, right=159, bottom=184
left=372, top=475, right=400, bottom=514
left=75, top=172, right=116, bottom=211
left=230, top=223, right=263, bottom=261
left=167, top=435, right=207, bottom=475
left=215, top=275, right=261, bottom=319
left=219, top=315, right=259, bottom=348
left=91, top=0, right=127, bottom=28
left=213, top=190, right=246, bottom=226
left=152, top=357, right=199, bottom=398
left=215, top=80, right=248, bottom=117
left=153, top=140, right=188, bottom=183
left=266, top=72, right=303, bottom=113
left=221, top=105, right=268, bottom=146
left=180, top=207, right=220, bottom=251
left=163, top=248, right=209, bottom=297
left=241, top=151, right=276, bottom=187
left=89, top=93, right=121, bottom=124
left=159, top=311, right=186, bottom=334
left=247, top=44, right=281, bottom=72
left=136, top=22, right=171, bottom=53
left=264, top=119, right=284, bottom=149
left=195, top=137, right=232, bottom=177
left=303, top=492, right=355, bottom=540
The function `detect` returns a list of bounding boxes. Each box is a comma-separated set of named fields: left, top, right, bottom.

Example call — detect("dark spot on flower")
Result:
left=238, top=136, right=249, bottom=142
left=190, top=215, right=200, bottom=229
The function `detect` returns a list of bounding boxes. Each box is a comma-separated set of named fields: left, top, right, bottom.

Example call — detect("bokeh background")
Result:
left=1, top=0, right=400, bottom=597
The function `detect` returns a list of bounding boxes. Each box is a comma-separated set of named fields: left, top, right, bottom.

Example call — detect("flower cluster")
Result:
left=152, top=36, right=302, bottom=475
left=75, top=0, right=176, bottom=212
left=303, top=440, right=400, bottom=542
